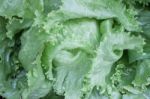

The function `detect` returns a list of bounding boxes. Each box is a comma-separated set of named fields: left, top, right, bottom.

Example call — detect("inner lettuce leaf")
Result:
left=42, top=19, right=100, bottom=99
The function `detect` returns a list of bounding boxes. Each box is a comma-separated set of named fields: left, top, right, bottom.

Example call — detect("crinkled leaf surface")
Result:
left=0, top=0, right=149, bottom=99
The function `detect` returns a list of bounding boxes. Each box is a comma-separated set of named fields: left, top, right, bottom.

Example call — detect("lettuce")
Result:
left=0, top=0, right=150, bottom=99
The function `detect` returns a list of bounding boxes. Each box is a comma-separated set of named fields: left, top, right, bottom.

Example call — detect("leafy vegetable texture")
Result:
left=0, top=0, right=150, bottom=99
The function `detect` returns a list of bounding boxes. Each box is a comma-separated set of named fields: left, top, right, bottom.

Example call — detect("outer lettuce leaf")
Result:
left=0, top=17, right=8, bottom=92
left=122, top=88, right=150, bottom=99
left=0, top=17, right=7, bottom=42
left=44, top=0, right=140, bottom=32
left=132, top=59, right=150, bottom=87
left=139, top=10, right=150, bottom=39
left=0, top=0, right=24, bottom=17
left=0, top=17, right=27, bottom=99
left=1, top=70, right=27, bottom=99
left=88, top=20, right=144, bottom=92
left=6, top=18, right=33, bottom=39
left=0, top=0, right=44, bottom=18
left=22, top=54, right=52, bottom=99
left=129, top=10, right=150, bottom=63
left=22, top=0, right=44, bottom=19
left=19, top=27, right=49, bottom=70
left=44, top=0, right=62, bottom=14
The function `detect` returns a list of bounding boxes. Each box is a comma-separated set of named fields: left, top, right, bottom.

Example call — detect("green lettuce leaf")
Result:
left=47, top=19, right=99, bottom=99
left=132, top=59, right=150, bottom=87
left=88, top=20, right=144, bottom=92
left=19, top=27, right=49, bottom=70
left=129, top=9, right=150, bottom=63
left=22, top=54, right=52, bottom=99
left=44, top=0, right=140, bottom=32
left=0, top=0, right=149, bottom=99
